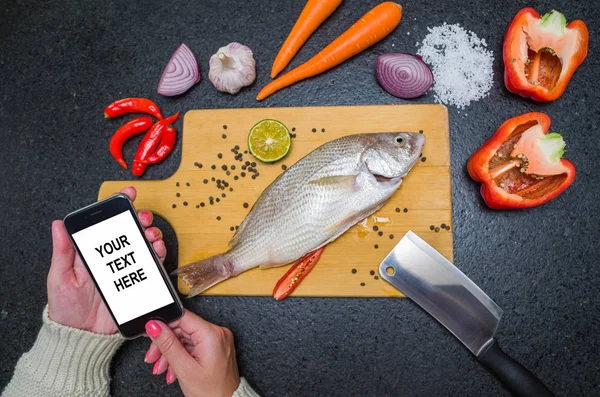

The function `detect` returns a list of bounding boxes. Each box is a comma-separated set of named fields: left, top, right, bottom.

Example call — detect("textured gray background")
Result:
left=1, top=0, right=598, bottom=396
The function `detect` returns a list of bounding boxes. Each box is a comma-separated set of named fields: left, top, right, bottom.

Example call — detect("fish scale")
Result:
left=176, top=132, right=425, bottom=297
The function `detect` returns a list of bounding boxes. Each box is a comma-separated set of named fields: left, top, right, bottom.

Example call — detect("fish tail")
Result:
left=173, top=254, right=234, bottom=298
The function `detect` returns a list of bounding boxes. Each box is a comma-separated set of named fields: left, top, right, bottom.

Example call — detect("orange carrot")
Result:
left=257, top=2, right=402, bottom=101
left=271, top=0, right=343, bottom=78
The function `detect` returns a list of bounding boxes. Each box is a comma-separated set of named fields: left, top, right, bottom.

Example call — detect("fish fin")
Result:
left=259, top=263, right=283, bottom=269
left=228, top=196, right=265, bottom=247
left=323, top=202, right=389, bottom=241
left=259, top=244, right=326, bottom=270
left=229, top=222, right=244, bottom=246
left=323, top=211, right=361, bottom=233
left=172, top=254, right=233, bottom=297
left=228, top=175, right=281, bottom=247
left=258, top=247, right=284, bottom=269
left=308, top=175, right=358, bottom=191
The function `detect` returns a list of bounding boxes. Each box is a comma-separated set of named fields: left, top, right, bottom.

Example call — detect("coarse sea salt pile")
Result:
left=417, top=23, right=494, bottom=109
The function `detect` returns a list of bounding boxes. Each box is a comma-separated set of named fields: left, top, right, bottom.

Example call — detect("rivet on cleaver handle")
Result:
left=379, top=231, right=553, bottom=397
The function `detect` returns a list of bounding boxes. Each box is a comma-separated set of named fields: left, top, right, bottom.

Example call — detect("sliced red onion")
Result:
left=157, top=43, right=201, bottom=96
left=376, top=53, right=433, bottom=99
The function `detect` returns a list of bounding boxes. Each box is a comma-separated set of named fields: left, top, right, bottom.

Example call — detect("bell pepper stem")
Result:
left=540, top=10, right=567, bottom=35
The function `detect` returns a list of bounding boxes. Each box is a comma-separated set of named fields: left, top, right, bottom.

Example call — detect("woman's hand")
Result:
left=144, top=310, right=241, bottom=397
left=47, top=187, right=167, bottom=334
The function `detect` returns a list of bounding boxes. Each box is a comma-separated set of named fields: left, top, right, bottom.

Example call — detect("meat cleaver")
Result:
left=379, top=231, right=553, bottom=397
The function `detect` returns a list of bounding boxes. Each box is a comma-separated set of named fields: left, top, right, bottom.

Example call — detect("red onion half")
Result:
left=376, top=53, right=433, bottom=99
left=157, top=43, right=201, bottom=96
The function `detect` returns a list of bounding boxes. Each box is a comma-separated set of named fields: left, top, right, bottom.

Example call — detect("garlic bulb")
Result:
left=209, top=42, right=256, bottom=94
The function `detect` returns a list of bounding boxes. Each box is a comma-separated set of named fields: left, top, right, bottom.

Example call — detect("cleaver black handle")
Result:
left=478, top=339, right=554, bottom=397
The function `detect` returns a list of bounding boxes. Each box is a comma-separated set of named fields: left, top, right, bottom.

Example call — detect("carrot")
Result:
left=257, top=2, right=402, bottom=101
left=271, top=0, right=343, bottom=78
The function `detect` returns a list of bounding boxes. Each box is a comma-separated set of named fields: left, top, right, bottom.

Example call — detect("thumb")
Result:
left=145, top=320, right=197, bottom=377
left=50, top=220, right=75, bottom=276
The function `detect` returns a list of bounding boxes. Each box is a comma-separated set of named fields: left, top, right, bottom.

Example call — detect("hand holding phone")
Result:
left=49, top=188, right=165, bottom=335
left=58, top=187, right=182, bottom=338
left=143, top=310, right=241, bottom=393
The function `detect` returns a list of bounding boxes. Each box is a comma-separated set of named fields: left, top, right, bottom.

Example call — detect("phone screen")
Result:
left=71, top=210, right=175, bottom=325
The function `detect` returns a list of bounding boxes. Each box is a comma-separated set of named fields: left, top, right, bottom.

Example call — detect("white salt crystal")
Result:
left=417, top=23, right=494, bottom=109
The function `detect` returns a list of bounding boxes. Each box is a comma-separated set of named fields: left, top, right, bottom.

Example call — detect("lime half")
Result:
left=248, top=119, right=291, bottom=163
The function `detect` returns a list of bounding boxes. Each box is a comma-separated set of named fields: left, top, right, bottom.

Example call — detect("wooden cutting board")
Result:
left=98, top=105, right=452, bottom=298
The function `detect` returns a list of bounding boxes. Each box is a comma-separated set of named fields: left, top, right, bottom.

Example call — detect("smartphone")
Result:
left=63, top=193, right=183, bottom=338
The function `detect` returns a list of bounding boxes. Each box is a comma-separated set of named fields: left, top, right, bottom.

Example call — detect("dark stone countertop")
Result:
left=1, top=0, right=598, bottom=396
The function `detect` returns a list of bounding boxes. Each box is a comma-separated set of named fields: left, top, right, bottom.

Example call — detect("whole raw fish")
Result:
left=177, top=132, right=425, bottom=296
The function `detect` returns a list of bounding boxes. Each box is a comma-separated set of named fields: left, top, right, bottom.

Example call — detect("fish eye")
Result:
left=395, top=136, right=407, bottom=147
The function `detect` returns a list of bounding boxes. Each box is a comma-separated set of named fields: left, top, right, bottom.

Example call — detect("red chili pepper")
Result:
left=503, top=8, right=588, bottom=101
left=104, top=98, right=164, bottom=120
left=468, top=112, right=576, bottom=209
left=131, top=113, right=180, bottom=176
left=109, top=116, right=153, bottom=169
left=140, top=126, right=176, bottom=164
left=272, top=246, right=325, bottom=301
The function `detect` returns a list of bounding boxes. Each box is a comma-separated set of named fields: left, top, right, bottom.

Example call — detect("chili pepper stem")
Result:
left=217, top=52, right=235, bottom=68
left=490, top=159, right=521, bottom=179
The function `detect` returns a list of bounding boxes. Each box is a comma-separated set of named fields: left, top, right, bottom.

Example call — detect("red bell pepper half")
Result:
left=503, top=8, right=588, bottom=101
left=468, top=112, right=575, bottom=209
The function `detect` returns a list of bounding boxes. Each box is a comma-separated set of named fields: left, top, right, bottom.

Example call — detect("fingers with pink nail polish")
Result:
left=166, top=367, right=177, bottom=385
left=137, top=210, right=154, bottom=227
left=143, top=311, right=240, bottom=396
left=153, top=240, right=167, bottom=263
left=153, top=356, right=169, bottom=375
left=144, top=227, right=163, bottom=243
left=145, top=320, right=162, bottom=338
left=144, top=342, right=162, bottom=364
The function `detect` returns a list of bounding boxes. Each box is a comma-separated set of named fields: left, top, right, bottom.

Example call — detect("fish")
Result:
left=176, top=132, right=426, bottom=297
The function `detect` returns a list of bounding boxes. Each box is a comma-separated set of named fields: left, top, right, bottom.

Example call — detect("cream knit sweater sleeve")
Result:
left=2, top=306, right=124, bottom=396
left=2, top=306, right=260, bottom=397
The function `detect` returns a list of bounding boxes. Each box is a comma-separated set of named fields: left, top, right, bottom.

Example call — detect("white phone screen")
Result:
left=72, top=211, right=174, bottom=325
